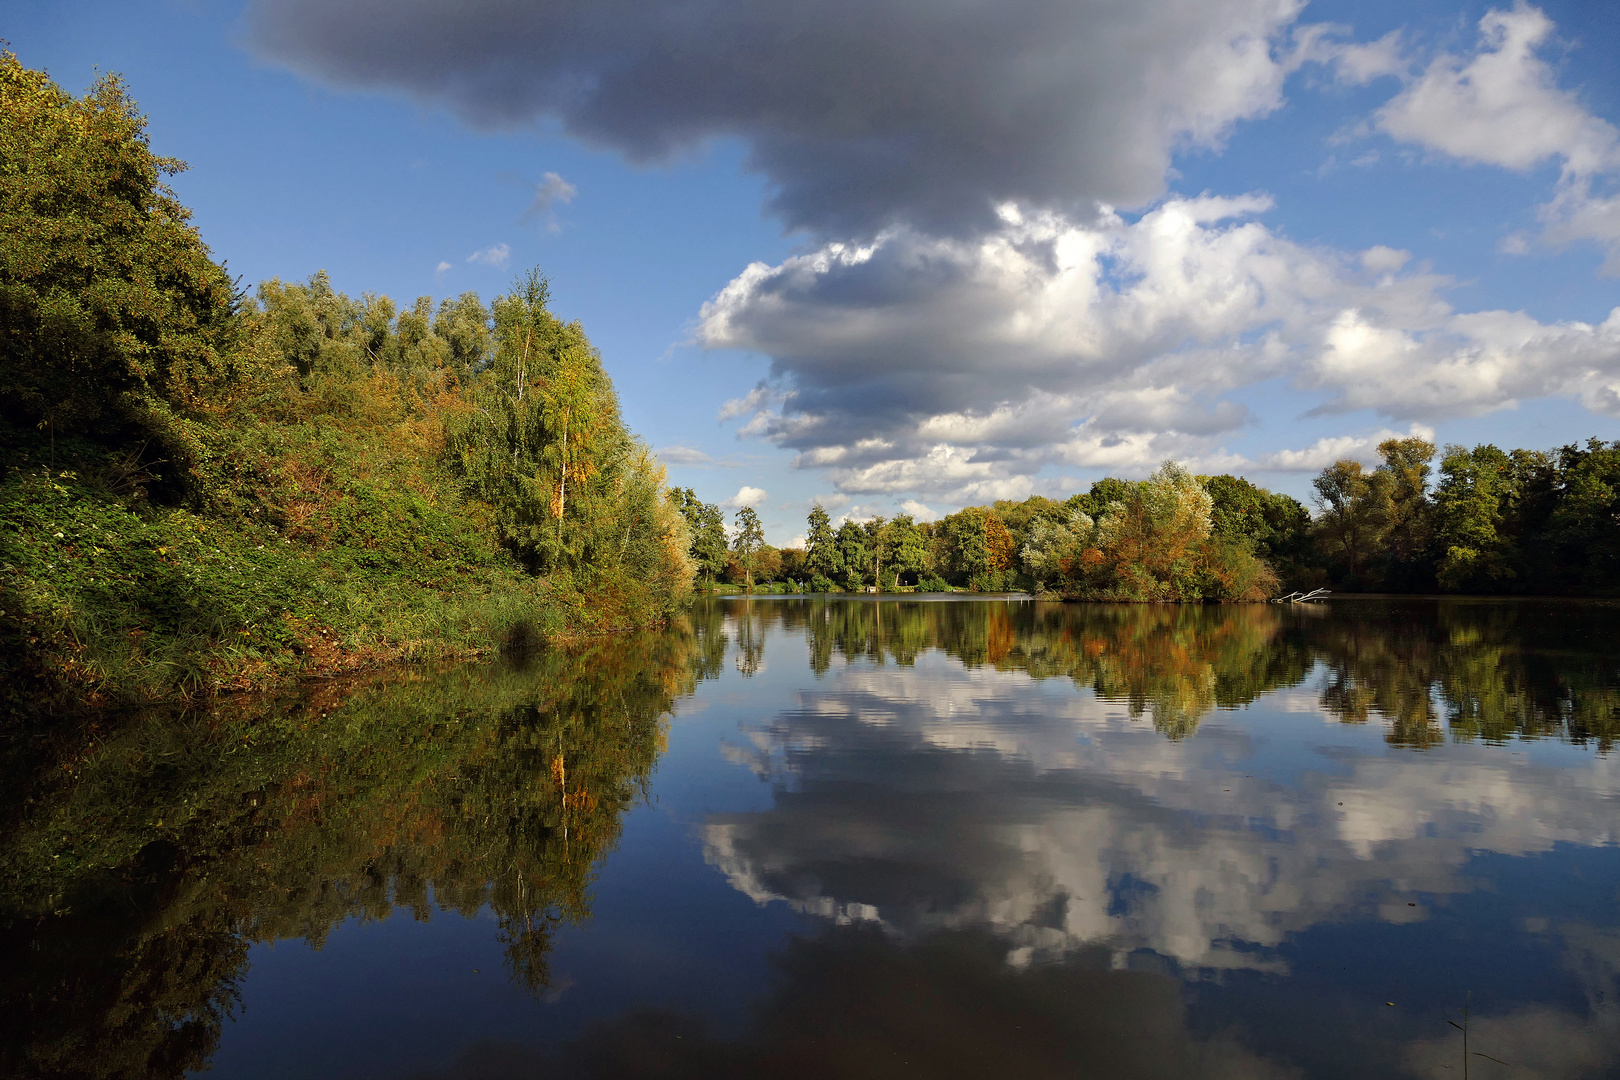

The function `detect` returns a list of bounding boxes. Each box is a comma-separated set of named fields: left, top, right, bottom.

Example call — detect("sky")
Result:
left=10, top=0, right=1620, bottom=545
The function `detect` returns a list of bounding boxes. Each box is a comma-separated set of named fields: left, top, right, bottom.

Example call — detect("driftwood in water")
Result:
left=1271, top=588, right=1331, bottom=604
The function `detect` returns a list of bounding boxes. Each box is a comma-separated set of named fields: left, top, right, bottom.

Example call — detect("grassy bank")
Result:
left=0, top=411, right=654, bottom=713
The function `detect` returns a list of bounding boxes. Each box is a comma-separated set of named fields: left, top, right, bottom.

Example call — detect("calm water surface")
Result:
left=4, top=597, right=1619, bottom=1079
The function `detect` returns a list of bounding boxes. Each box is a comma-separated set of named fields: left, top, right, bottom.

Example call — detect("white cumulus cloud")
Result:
left=701, top=196, right=1620, bottom=502
left=467, top=242, right=511, bottom=268
left=1373, top=4, right=1620, bottom=271
left=1377, top=5, right=1617, bottom=174
left=720, top=485, right=768, bottom=510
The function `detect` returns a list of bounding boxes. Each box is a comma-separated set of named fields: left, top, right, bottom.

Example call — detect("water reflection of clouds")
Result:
left=704, top=660, right=1620, bottom=976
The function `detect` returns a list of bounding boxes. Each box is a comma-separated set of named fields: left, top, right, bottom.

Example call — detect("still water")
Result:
left=3, top=597, right=1619, bottom=1079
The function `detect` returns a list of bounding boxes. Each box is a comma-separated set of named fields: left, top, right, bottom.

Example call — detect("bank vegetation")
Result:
left=0, top=55, right=692, bottom=715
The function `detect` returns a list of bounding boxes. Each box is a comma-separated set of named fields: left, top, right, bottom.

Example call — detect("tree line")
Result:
left=674, top=435, right=1620, bottom=599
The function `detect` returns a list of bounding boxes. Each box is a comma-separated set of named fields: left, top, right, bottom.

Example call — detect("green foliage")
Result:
left=1067, top=477, right=1137, bottom=521
left=933, top=506, right=1017, bottom=591
left=885, top=514, right=929, bottom=587
left=0, top=58, right=690, bottom=709
left=834, top=520, right=868, bottom=591
left=1199, top=474, right=1313, bottom=588
left=731, top=506, right=764, bottom=588
left=673, top=488, right=728, bottom=583
left=1538, top=439, right=1620, bottom=590
left=1305, top=436, right=1620, bottom=595
left=1311, top=459, right=1392, bottom=587
left=0, top=51, right=245, bottom=501
left=805, top=503, right=838, bottom=580
left=0, top=627, right=703, bottom=1077
left=1433, top=444, right=1520, bottom=592
left=254, top=272, right=489, bottom=394
left=1022, top=463, right=1277, bottom=601
left=444, top=270, right=682, bottom=596
left=1375, top=436, right=1437, bottom=587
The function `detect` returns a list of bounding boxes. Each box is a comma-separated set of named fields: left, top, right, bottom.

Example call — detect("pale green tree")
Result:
left=672, top=488, right=728, bottom=584
left=886, top=514, right=930, bottom=587
left=732, top=506, right=765, bottom=589
left=1022, top=510, right=1096, bottom=592
left=863, top=516, right=890, bottom=590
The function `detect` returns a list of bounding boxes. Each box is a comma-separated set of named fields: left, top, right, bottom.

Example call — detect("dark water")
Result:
left=3, top=597, right=1619, bottom=1079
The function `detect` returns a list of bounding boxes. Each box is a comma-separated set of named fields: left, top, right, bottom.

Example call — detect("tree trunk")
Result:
left=556, top=415, right=568, bottom=554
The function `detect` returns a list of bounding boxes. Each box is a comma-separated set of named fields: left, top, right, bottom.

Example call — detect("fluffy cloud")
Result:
left=1377, top=5, right=1617, bottom=174
left=521, top=171, right=577, bottom=233
left=719, top=485, right=768, bottom=510
left=466, top=242, right=511, bottom=267
left=701, top=197, right=1620, bottom=500
left=247, top=0, right=1305, bottom=235
left=1251, top=424, right=1435, bottom=472
left=1374, top=4, right=1620, bottom=271
left=898, top=499, right=940, bottom=523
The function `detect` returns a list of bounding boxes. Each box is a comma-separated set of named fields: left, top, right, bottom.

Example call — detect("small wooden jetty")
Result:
left=1272, top=588, right=1331, bottom=603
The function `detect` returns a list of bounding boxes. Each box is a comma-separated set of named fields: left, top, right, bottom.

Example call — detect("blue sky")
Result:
left=10, top=0, right=1620, bottom=544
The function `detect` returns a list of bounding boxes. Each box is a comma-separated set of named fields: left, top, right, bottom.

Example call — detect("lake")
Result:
left=3, top=596, right=1618, bottom=1079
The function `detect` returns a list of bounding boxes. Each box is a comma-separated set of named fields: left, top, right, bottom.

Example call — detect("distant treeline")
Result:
left=0, top=54, right=692, bottom=710
left=676, top=435, right=1620, bottom=599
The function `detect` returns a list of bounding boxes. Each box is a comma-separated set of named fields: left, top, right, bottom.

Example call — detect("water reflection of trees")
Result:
left=1310, top=600, right=1620, bottom=751
left=748, top=598, right=1309, bottom=740
left=724, top=597, right=1620, bottom=749
left=0, top=626, right=699, bottom=1080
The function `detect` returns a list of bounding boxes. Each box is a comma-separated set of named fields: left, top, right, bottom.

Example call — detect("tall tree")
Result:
left=942, top=508, right=989, bottom=587
left=1542, top=439, right=1620, bottom=589
left=446, top=269, right=659, bottom=581
left=863, top=516, right=890, bottom=591
left=1, top=51, right=244, bottom=498
left=805, top=504, right=840, bottom=583
left=1097, top=461, right=1218, bottom=600
left=732, top=506, right=765, bottom=589
left=1312, top=460, right=1392, bottom=585
left=886, top=514, right=930, bottom=587
left=1200, top=474, right=1312, bottom=587
left=672, top=488, right=728, bottom=584
left=1376, top=436, right=1436, bottom=586
left=1433, top=444, right=1519, bottom=592
left=834, top=521, right=867, bottom=591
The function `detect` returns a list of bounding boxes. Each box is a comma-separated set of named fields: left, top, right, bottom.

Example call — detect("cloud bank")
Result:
left=247, top=0, right=1620, bottom=506
left=701, top=197, right=1620, bottom=498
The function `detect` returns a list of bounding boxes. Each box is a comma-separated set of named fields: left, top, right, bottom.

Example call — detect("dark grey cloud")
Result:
left=246, top=0, right=1302, bottom=235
